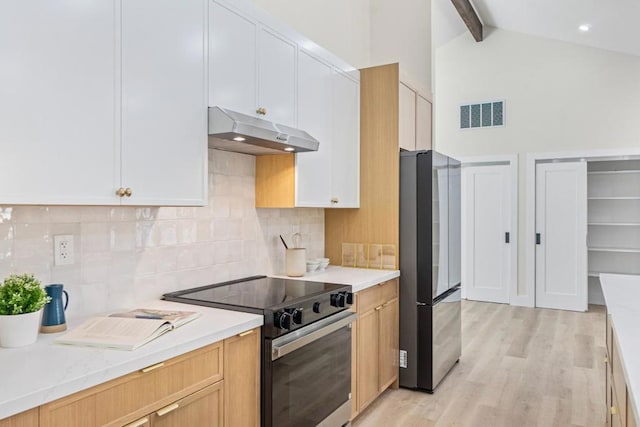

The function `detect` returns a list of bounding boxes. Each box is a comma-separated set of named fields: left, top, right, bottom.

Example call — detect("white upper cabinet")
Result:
left=296, top=51, right=333, bottom=207
left=258, top=28, right=297, bottom=127
left=0, top=0, right=118, bottom=205
left=399, top=82, right=417, bottom=151
left=0, top=0, right=207, bottom=206
left=331, top=71, right=360, bottom=208
left=209, top=1, right=257, bottom=116
left=416, top=94, right=432, bottom=151
left=121, top=0, right=207, bottom=206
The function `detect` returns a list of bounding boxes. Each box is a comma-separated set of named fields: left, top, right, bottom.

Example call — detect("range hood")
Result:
left=208, top=107, right=319, bottom=155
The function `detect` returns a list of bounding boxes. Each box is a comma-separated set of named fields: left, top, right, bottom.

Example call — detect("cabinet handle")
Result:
left=331, top=198, right=339, bottom=204
left=116, top=187, right=126, bottom=197
left=610, top=406, right=617, bottom=416
left=141, top=362, right=165, bottom=373
left=156, top=403, right=180, bottom=417
left=256, top=107, right=267, bottom=115
left=124, top=187, right=133, bottom=197
left=375, top=305, right=383, bottom=311
left=239, top=330, right=254, bottom=337
left=604, top=356, right=609, bottom=364
left=124, top=417, right=149, bottom=427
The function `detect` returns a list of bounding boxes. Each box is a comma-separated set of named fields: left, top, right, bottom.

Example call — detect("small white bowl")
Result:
left=306, top=261, right=320, bottom=273
left=317, top=258, right=330, bottom=270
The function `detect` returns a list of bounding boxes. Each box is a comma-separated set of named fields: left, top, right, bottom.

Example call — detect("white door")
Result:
left=331, top=71, right=360, bottom=208
left=295, top=50, right=333, bottom=207
left=258, top=27, right=296, bottom=127
left=535, top=162, right=587, bottom=311
left=209, top=0, right=258, bottom=117
left=398, top=82, right=416, bottom=151
left=121, top=0, right=207, bottom=206
left=462, top=165, right=512, bottom=304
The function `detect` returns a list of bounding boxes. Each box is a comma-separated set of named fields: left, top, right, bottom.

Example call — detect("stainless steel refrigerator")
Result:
left=399, top=150, right=461, bottom=392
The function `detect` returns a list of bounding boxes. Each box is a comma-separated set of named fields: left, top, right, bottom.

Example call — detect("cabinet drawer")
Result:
left=40, top=342, right=223, bottom=427
left=151, top=381, right=224, bottom=427
left=606, top=313, right=612, bottom=366
left=0, top=408, right=38, bottom=427
left=356, top=280, right=398, bottom=314
left=628, top=391, right=638, bottom=427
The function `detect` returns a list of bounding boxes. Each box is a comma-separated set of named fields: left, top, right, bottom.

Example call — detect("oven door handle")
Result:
left=271, top=311, right=357, bottom=361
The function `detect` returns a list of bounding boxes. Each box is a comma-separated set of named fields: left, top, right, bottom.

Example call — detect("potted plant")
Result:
left=0, top=274, right=50, bottom=347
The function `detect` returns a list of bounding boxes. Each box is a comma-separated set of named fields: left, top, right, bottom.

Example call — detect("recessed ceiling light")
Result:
left=579, top=24, right=590, bottom=32
left=232, top=136, right=246, bottom=142
left=284, top=147, right=295, bottom=152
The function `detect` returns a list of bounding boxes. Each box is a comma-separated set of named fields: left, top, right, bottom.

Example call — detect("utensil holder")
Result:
left=286, top=248, right=306, bottom=277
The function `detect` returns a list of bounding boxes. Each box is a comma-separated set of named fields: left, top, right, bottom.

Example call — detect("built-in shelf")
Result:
left=588, top=170, right=640, bottom=175
left=588, top=247, right=640, bottom=254
left=588, top=197, right=640, bottom=200
left=588, top=223, right=640, bottom=226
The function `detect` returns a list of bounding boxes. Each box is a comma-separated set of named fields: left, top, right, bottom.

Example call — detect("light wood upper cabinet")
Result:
left=416, top=94, right=433, bottom=151
left=120, top=0, right=207, bottom=206
left=398, top=80, right=432, bottom=153
left=399, top=83, right=417, bottom=151
left=258, top=28, right=297, bottom=127
left=0, top=0, right=117, bottom=205
left=209, top=1, right=257, bottom=117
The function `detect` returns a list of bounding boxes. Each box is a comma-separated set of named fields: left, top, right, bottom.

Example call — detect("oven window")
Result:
left=272, top=325, right=351, bottom=426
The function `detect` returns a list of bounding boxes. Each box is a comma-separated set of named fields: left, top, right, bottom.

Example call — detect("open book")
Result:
left=55, top=309, right=200, bottom=351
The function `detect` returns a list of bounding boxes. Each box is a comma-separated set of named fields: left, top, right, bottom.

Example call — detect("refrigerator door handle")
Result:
left=416, top=302, right=427, bottom=306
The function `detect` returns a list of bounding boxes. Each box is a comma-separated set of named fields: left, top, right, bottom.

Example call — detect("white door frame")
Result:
left=458, top=154, right=518, bottom=305
left=524, top=147, right=640, bottom=308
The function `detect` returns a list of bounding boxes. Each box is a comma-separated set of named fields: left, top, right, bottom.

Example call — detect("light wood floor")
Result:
left=353, top=300, right=606, bottom=427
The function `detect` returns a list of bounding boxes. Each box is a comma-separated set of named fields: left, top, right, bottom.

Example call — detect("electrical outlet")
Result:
left=54, top=235, right=74, bottom=266
left=400, top=350, right=407, bottom=368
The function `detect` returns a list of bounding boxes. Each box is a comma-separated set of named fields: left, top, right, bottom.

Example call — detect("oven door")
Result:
left=268, top=311, right=356, bottom=427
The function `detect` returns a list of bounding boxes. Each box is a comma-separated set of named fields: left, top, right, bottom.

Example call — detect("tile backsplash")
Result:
left=0, top=150, right=324, bottom=319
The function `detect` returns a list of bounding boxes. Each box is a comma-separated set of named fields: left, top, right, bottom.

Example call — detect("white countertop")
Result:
left=0, top=300, right=263, bottom=420
left=600, top=273, right=640, bottom=425
left=270, top=265, right=400, bottom=292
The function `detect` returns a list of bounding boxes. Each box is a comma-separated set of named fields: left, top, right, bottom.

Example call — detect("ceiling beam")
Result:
left=451, top=0, right=483, bottom=42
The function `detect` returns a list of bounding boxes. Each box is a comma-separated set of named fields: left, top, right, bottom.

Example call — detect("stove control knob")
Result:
left=342, top=291, right=354, bottom=305
left=313, top=302, right=322, bottom=313
left=275, top=311, right=292, bottom=330
left=330, top=293, right=346, bottom=308
left=291, top=308, right=304, bottom=325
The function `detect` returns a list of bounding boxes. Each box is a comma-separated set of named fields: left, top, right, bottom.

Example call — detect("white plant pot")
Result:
left=0, top=309, right=42, bottom=348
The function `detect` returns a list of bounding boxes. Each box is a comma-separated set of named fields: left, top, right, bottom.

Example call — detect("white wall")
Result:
left=0, top=150, right=324, bottom=319
left=251, top=0, right=432, bottom=93
left=435, top=27, right=640, bottom=296
left=251, top=0, right=371, bottom=69
left=370, top=0, right=431, bottom=93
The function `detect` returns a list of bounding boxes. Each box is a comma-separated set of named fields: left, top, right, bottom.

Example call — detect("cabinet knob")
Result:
left=610, top=406, right=618, bottom=416
left=256, top=107, right=267, bottom=115
left=124, top=187, right=133, bottom=197
left=116, top=188, right=126, bottom=197
left=331, top=198, right=339, bottom=204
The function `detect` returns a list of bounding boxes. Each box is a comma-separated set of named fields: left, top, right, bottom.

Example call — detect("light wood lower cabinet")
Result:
left=0, top=409, right=38, bottom=427
left=12, top=327, right=261, bottom=427
left=606, top=315, right=638, bottom=427
left=351, top=279, right=399, bottom=420
left=151, top=381, right=224, bottom=427
left=224, top=329, right=260, bottom=427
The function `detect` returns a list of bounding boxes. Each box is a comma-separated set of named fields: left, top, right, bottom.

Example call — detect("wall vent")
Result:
left=460, top=100, right=504, bottom=129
